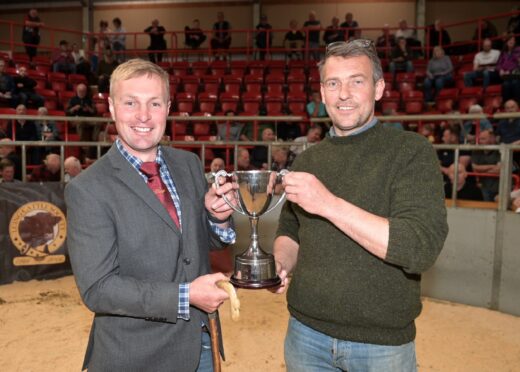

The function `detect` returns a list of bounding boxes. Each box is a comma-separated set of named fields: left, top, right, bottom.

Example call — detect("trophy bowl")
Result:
left=214, top=169, right=288, bottom=289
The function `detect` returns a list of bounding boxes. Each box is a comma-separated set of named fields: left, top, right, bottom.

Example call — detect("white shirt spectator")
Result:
left=395, top=28, right=415, bottom=40
left=473, top=49, right=500, bottom=71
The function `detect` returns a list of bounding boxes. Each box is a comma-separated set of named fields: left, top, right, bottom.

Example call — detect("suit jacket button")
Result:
left=183, top=258, right=191, bottom=265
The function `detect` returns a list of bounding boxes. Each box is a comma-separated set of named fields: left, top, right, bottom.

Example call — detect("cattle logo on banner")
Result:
left=8, top=201, right=67, bottom=266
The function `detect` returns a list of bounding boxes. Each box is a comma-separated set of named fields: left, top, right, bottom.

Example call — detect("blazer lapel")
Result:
left=107, top=145, right=181, bottom=236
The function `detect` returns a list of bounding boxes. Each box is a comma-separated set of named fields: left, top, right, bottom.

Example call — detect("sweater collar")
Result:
left=328, top=117, right=378, bottom=138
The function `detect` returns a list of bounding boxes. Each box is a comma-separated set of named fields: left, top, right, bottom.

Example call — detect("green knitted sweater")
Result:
left=276, top=122, right=448, bottom=345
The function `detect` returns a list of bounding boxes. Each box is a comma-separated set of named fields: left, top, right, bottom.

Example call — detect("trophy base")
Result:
left=230, top=275, right=281, bottom=289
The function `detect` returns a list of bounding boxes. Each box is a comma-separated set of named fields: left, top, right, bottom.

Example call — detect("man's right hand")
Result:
left=189, top=272, right=230, bottom=313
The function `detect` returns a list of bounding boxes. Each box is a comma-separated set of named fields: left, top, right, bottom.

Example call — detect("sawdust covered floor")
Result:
left=0, top=276, right=519, bottom=372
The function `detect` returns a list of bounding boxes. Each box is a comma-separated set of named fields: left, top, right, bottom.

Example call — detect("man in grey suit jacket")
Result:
left=65, top=59, right=236, bottom=371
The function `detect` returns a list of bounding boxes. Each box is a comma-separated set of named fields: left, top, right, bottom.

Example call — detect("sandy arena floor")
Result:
left=0, top=276, right=519, bottom=372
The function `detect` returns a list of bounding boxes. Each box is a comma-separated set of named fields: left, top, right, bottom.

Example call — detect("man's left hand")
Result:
left=282, top=171, right=335, bottom=216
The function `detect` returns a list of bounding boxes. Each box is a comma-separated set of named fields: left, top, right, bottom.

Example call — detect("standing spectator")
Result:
left=255, top=15, right=273, bottom=60
left=376, top=25, right=395, bottom=59
left=184, top=19, right=207, bottom=49
left=251, top=127, right=276, bottom=169
left=428, top=20, right=451, bottom=50
left=66, top=83, right=97, bottom=160
left=395, top=19, right=416, bottom=40
left=471, top=129, right=501, bottom=201
left=472, top=19, right=498, bottom=48
left=97, top=49, right=118, bottom=93
left=424, top=46, right=454, bottom=102
left=506, top=6, right=520, bottom=44
left=496, top=35, right=520, bottom=103
left=211, top=12, right=232, bottom=60
left=0, top=159, right=20, bottom=183
left=111, top=17, right=126, bottom=62
left=283, top=20, right=305, bottom=60
left=464, top=38, right=500, bottom=88
left=340, top=12, right=360, bottom=40
left=29, top=152, right=61, bottom=182
left=389, top=37, right=414, bottom=78
left=306, top=91, right=327, bottom=118
left=290, top=125, right=322, bottom=156
left=98, top=20, right=112, bottom=51
left=144, top=19, right=167, bottom=64
left=12, top=66, right=44, bottom=108
left=496, top=99, right=520, bottom=145
left=303, top=11, right=321, bottom=60
left=0, top=59, right=15, bottom=107
left=323, top=17, right=344, bottom=45
left=64, top=155, right=82, bottom=183
left=0, top=138, right=22, bottom=180
left=22, top=8, right=44, bottom=61
left=52, top=40, right=76, bottom=74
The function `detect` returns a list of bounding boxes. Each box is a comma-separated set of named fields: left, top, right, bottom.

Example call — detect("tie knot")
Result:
left=140, top=161, right=160, bottom=178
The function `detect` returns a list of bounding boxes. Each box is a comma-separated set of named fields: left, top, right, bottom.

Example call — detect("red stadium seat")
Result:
left=248, top=61, right=266, bottom=76
left=219, top=92, right=240, bottom=113
left=68, top=74, right=87, bottom=85
left=182, top=76, right=200, bottom=94
left=244, top=74, right=264, bottom=94
left=287, top=73, right=306, bottom=95
left=267, top=60, right=286, bottom=75
left=264, top=94, right=284, bottom=115
left=171, top=61, right=190, bottom=77
left=380, top=90, right=400, bottom=113
left=229, top=60, right=248, bottom=77
left=222, top=75, right=242, bottom=94
left=287, top=94, right=307, bottom=115
left=435, top=88, right=459, bottom=113
left=482, top=85, right=502, bottom=113
left=210, top=60, right=228, bottom=76
left=176, top=92, right=196, bottom=114
left=458, top=87, right=483, bottom=113
left=198, top=92, right=218, bottom=114
left=402, top=90, right=424, bottom=114
left=242, top=92, right=262, bottom=114
left=191, top=61, right=210, bottom=77
left=201, top=75, right=221, bottom=95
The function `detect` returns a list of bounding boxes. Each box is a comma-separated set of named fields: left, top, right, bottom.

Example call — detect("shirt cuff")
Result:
left=209, top=219, right=236, bottom=244
left=178, top=283, right=190, bottom=320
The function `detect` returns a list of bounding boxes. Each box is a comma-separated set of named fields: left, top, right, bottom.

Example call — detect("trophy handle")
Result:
left=214, top=170, right=245, bottom=215
left=263, top=169, right=289, bottom=214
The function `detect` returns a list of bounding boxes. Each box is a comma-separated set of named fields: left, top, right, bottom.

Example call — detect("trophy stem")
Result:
left=249, top=216, right=260, bottom=255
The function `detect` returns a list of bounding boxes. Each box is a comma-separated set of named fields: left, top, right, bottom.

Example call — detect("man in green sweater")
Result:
left=272, top=40, right=448, bottom=371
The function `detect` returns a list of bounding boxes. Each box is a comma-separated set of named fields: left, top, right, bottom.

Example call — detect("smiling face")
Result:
left=320, top=55, right=384, bottom=136
left=109, top=74, right=170, bottom=162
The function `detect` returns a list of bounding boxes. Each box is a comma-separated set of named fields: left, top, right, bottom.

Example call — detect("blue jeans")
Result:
left=424, top=75, right=454, bottom=102
left=463, top=70, right=499, bottom=88
left=285, top=317, right=417, bottom=372
left=196, top=331, right=214, bottom=372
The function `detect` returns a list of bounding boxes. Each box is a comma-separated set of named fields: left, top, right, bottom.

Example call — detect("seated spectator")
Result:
left=496, top=99, right=520, bottom=145
left=35, top=106, right=60, bottom=141
left=0, top=158, right=20, bottom=183
left=239, top=108, right=273, bottom=141
left=340, top=12, right=360, bottom=40
left=255, top=15, right=273, bottom=60
left=471, top=129, right=501, bottom=201
left=276, top=108, right=301, bottom=141
left=389, top=37, right=414, bottom=77
left=420, top=123, right=437, bottom=143
left=205, top=157, right=225, bottom=184
left=236, top=147, right=255, bottom=171
left=306, top=91, right=327, bottom=118
left=97, top=49, right=118, bottom=93
left=382, top=107, right=404, bottom=130
left=0, top=59, right=15, bottom=107
left=144, top=19, right=167, bottom=64
left=7, top=104, right=39, bottom=164
left=438, top=125, right=472, bottom=182
left=185, top=19, right=207, bottom=49
left=376, top=25, right=395, bottom=59
left=0, top=138, right=22, bottom=180
left=52, top=40, right=76, bottom=74
left=211, top=12, right=231, bottom=60
left=270, top=145, right=293, bottom=171
left=29, top=153, right=61, bottom=182
left=496, top=35, right=520, bottom=103
left=64, top=155, right=82, bottom=182
left=444, top=165, right=483, bottom=201
left=111, top=17, right=126, bottom=62
left=464, top=38, right=500, bottom=88
left=12, top=66, right=44, bottom=108
left=290, top=125, right=323, bottom=156
left=323, top=17, right=344, bottom=45
left=424, top=46, right=454, bottom=102
left=461, top=104, right=493, bottom=143
left=428, top=20, right=451, bottom=50
left=217, top=110, right=244, bottom=141
left=303, top=11, right=321, bottom=60
left=66, top=83, right=97, bottom=160
left=283, top=20, right=305, bottom=60
left=251, top=127, right=276, bottom=169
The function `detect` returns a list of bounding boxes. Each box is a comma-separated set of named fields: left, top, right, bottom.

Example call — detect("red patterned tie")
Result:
left=140, top=161, right=180, bottom=228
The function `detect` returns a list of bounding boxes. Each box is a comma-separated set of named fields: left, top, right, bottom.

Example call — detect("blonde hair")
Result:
left=110, top=58, right=170, bottom=101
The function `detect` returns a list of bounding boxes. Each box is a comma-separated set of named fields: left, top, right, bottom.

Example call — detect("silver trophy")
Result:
left=214, top=169, right=288, bottom=289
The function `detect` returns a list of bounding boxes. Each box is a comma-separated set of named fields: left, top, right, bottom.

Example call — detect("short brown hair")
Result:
left=110, top=58, right=170, bottom=102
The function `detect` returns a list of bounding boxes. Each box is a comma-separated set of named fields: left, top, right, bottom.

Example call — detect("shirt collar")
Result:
left=328, top=117, right=378, bottom=138
left=115, top=138, right=164, bottom=169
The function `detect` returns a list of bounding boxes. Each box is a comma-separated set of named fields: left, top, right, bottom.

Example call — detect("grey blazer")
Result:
left=65, top=144, right=220, bottom=371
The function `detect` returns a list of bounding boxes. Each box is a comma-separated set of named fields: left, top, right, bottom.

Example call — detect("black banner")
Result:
left=0, top=182, right=72, bottom=285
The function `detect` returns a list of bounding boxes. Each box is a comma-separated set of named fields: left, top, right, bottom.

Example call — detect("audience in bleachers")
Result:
left=439, top=125, right=471, bottom=182
left=29, top=152, right=60, bottom=182
left=0, top=138, right=22, bottom=180
left=376, top=25, right=395, bottom=58
left=211, top=12, right=232, bottom=60
left=65, top=83, right=97, bottom=159
left=22, top=8, right=44, bottom=61
left=52, top=40, right=76, bottom=74
left=389, top=37, right=414, bottom=79
left=464, top=38, right=500, bottom=89
left=506, top=6, right=520, bottom=44
left=64, top=156, right=82, bottom=183
left=424, top=46, right=454, bottom=103
left=12, top=66, right=44, bottom=108
left=251, top=127, right=276, bottom=169
left=97, top=49, right=119, bottom=93
left=236, top=147, right=255, bottom=170
left=471, top=129, right=501, bottom=201
left=283, top=20, right=305, bottom=60
left=144, top=19, right=167, bottom=64
left=306, top=91, right=327, bottom=118
left=0, top=158, right=19, bottom=183
left=428, top=20, right=451, bottom=50
left=496, top=99, right=520, bottom=145
left=461, top=104, right=492, bottom=143
left=303, top=11, right=322, bottom=60
left=381, top=107, right=404, bottom=130
left=205, top=157, right=225, bottom=183
left=290, top=125, right=322, bottom=156
left=270, top=145, right=293, bottom=171
left=0, top=60, right=15, bottom=107
left=395, top=19, right=416, bottom=41
left=184, top=19, right=206, bottom=49
left=255, top=15, right=273, bottom=60
left=444, top=166, right=483, bottom=201
left=340, top=12, right=360, bottom=40
left=35, top=106, right=60, bottom=162
left=496, top=35, right=520, bottom=103
left=323, top=17, right=343, bottom=45
left=217, top=110, right=243, bottom=141
left=98, top=20, right=112, bottom=51
left=111, top=17, right=126, bottom=62
left=472, top=19, right=498, bottom=49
